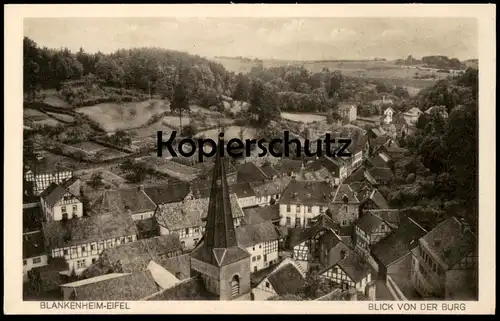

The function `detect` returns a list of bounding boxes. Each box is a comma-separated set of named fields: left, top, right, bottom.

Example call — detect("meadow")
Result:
left=281, top=112, right=326, bottom=123
left=195, top=126, right=258, bottom=141
left=75, top=99, right=170, bottom=132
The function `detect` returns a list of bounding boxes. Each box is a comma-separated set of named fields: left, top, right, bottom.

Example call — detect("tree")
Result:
left=171, top=81, right=190, bottom=133
left=181, top=124, right=197, bottom=138
left=89, top=172, right=104, bottom=188
left=248, top=80, right=280, bottom=128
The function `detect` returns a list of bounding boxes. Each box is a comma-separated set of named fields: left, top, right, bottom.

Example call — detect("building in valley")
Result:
left=236, top=221, right=280, bottom=273
left=235, top=162, right=269, bottom=184
left=364, top=167, right=395, bottom=186
left=40, top=182, right=84, bottom=222
left=371, top=217, right=427, bottom=299
left=410, top=217, right=478, bottom=300
left=278, top=180, right=336, bottom=229
left=319, top=253, right=373, bottom=293
left=189, top=151, right=252, bottom=301
left=304, top=156, right=348, bottom=186
left=358, top=189, right=390, bottom=214
left=250, top=176, right=291, bottom=207
left=251, top=260, right=306, bottom=300
left=155, top=192, right=244, bottom=250
left=24, top=160, right=74, bottom=196
left=42, top=209, right=138, bottom=276
left=144, top=182, right=191, bottom=207
left=329, top=184, right=360, bottom=228
left=338, top=102, right=357, bottom=123
left=243, top=205, right=281, bottom=226
left=230, top=182, right=257, bottom=208
left=23, top=231, right=48, bottom=282
left=383, top=107, right=395, bottom=124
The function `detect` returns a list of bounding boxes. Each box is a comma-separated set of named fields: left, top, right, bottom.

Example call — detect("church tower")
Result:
left=190, top=143, right=251, bottom=301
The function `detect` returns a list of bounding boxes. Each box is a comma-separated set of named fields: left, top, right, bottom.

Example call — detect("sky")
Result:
left=24, top=17, right=478, bottom=61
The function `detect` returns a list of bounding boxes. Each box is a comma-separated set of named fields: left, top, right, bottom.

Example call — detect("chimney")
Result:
left=293, top=192, right=298, bottom=199
left=365, top=281, right=377, bottom=300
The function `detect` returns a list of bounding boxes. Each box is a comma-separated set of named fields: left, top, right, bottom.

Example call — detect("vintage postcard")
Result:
left=4, top=4, right=496, bottom=315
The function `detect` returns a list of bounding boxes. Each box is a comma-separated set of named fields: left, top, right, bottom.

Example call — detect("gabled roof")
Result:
left=230, top=182, right=256, bottom=198
left=371, top=218, right=428, bottom=266
left=420, top=216, right=477, bottom=269
left=243, top=204, right=280, bottom=225
left=280, top=159, right=304, bottom=174
left=367, top=153, right=390, bottom=168
left=40, top=183, right=70, bottom=208
left=336, top=254, right=372, bottom=282
left=279, top=180, right=336, bottom=206
left=356, top=209, right=403, bottom=234
left=144, top=183, right=191, bottom=205
left=91, top=187, right=157, bottom=215
left=365, top=167, right=395, bottom=182
left=267, top=263, right=306, bottom=296
left=61, top=177, right=81, bottom=189
left=42, top=212, right=137, bottom=250
left=236, top=221, right=280, bottom=248
left=61, top=270, right=160, bottom=301
left=360, top=189, right=390, bottom=209
left=235, top=162, right=268, bottom=183
left=156, top=193, right=244, bottom=231
left=260, top=164, right=279, bottom=178
left=250, top=176, right=292, bottom=197
left=332, top=184, right=360, bottom=204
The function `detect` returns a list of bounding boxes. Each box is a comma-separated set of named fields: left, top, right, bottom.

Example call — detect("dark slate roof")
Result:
left=280, top=159, right=304, bottom=174
left=260, top=164, right=278, bottom=178
left=147, top=277, right=217, bottom=300
left=61, top=177, right=81, bottom=189
left=356, top=210, right=403, bottom=234
left=250, top=177, right=292, bottom=197
left=267, top=263, right=306, bottom=296
left=287, top=214, right=337, bottom=248
left=332, top=184, right=360, bottom=204
left=383, top=140, right=408, bottom=154
left=40, top=183, right=68, bottom=207
left=144, top=183, right=191, bottom=205
left=367, top=154, right=390, bottom=168
left=336, top=254, right=372, bottom=282
left=157, top=254, right=191, bottom=280
left=235, top=162, right=268, bottom=183
left=23, top=206, right=43, bottom=233
left=63, top=270, right=160, bottom=301
left=99, top=235, right=183, bottom=273
left=42, top=212, right=137, bottom=250
left=366, top=167, right=395, bottom=181
left=23, top=231, right=46, bottom=259
left=369, top=209, right=405, bottom=228
left=243, top=204, right=280, bottom=225
left=287, top=228, right=312, bottom=248
left=230, top=182, right=256, bottom=198
left=135, top=217, right=157, bottom=234
left=190, top=151, right=250, bottom=267
left=279, top=180, right=336, bottom=206
left=91, top=187, right=157, bottom=215
left=420, top=216, right=477, bottom=269
left=236, top=221, right=280, bottom=248
left=360, top=189, right=390, bottom=209
left=371, top=218, right=428, bottom=266
left=305, top=156, right=347, bottom=174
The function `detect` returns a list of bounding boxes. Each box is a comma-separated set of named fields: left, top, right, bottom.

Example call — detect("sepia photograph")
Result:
left=5, top=4, right=496, bottom=315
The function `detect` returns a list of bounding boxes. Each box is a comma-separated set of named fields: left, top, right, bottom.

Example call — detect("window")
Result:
left=194, top=228, right=200, bottom=233
left=62, top=213, right=68, bottom=221
left=286, top=205, right=291, bottom=212
left=193, top=238, right=199, bottom=244
left=265, top=282, right=270, bottom=288
left=90, top=244, right=96, bottom=251
left=252, top=246, right=255, bottom=251
left=296, top=205, right=300, bottom=213
left=98, top=242, right=104, bottom=250
left=295, top=217, right=301, bottom=227
left=72, top=205, right=77, bottom=212
left=181, top=241, right=185, bottom=248
left=23, top=260, right=27, bottom=266
left=92, top=258, right=97, bottom=264
left=259, top=245, right=262, bottom=249
left=81, top=246, right=86, bottom=253
left=257, top=255, right=261, bottom=260
left=341, top=220, right=348, bottom=226
left=252, top=256, right=256, bottom=262
left=380, top=225, right=385, bottom=231
left=264, top=254, right=267, bottom=262
left=127, top=236, right=133, bottom=242
left=286, top=217, right=291, bottom=226
left=76, top=260, right=86, bottom=269
left=63, top=249, right=69, bottom=256
left=254, top=266, right=258, bottom=272
left=340, top=250, right=346, bottom=260
left=231, top=275, right=240, bottom=299
left=61, top=206, right=67, bottom=213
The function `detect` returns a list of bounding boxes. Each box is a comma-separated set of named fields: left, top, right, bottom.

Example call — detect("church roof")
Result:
left=190, top=145, right=250, bottom=267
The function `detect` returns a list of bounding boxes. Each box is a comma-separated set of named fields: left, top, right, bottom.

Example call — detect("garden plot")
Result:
left=281, top=112, right=326, bottom=123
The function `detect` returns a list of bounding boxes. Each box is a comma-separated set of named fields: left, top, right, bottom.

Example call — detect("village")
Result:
left=23, top=91, right=478, bottom=301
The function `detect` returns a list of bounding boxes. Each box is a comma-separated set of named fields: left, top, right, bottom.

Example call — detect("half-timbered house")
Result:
left=319, top=253, right=373, bottom=293
left=24, top=160, right=73, bottom=196
left=236, top=221, right=280, bottom=273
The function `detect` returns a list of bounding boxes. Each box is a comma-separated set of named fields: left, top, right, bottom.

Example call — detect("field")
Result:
left=24, top=109, right=63, bottom=127
left=75, top=99, right=170, bottom=132
left=195, top=126, right=258, bottom=141
left=281, top=112, right=326, bottom=123
left=40, top=89, right=71, bottom=109
left=137, top=156, right=201, bottom=182
left=160, top=116, right=192, bottom=128
left=215, top=57, right=440, bottom=91
left=67, top=141, right=129, bottom=161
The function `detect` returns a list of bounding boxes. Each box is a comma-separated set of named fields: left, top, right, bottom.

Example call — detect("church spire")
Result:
left=204, top=141, right=238, bottom=249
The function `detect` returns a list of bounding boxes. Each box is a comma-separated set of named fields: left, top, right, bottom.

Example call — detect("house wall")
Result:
left=386, top=253, right=412, bottom=285
left=411, top=246, right=446, bottom=299
left=279, top=204, right=325, bottom=228
left=131, top=210, right=155, bottom=221
left=247, top=240, right=279, bottom=273
left=23, top=254, right=48, bottom=281
left=351, top=151, right=363, bottom=170
left=51, top=234, right=137, bottom=275
left=252, top=278, right=277, bottom=300
left=330, top=203, right=359, bottom=227
left=321, top=266, right=371, bottom=292
left=445, top=253, right=478, bottom=300
left=220, top=258, right=251, bottom=301
left=51, top=196, right=83, bottom=222
left=238, top=196, right=257, bottom=209
left=160, top=226, right=204, bottom=250
left=25, top=170, right=73, bottom=196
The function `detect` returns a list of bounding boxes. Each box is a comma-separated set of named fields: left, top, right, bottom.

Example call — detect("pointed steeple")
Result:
left=204, top=143, right=238, bottom=249
left=190, top=138, right=250, bottom=267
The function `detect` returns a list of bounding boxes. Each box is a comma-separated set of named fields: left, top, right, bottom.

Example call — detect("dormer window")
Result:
left=342, top=195, right=349, bottom=204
